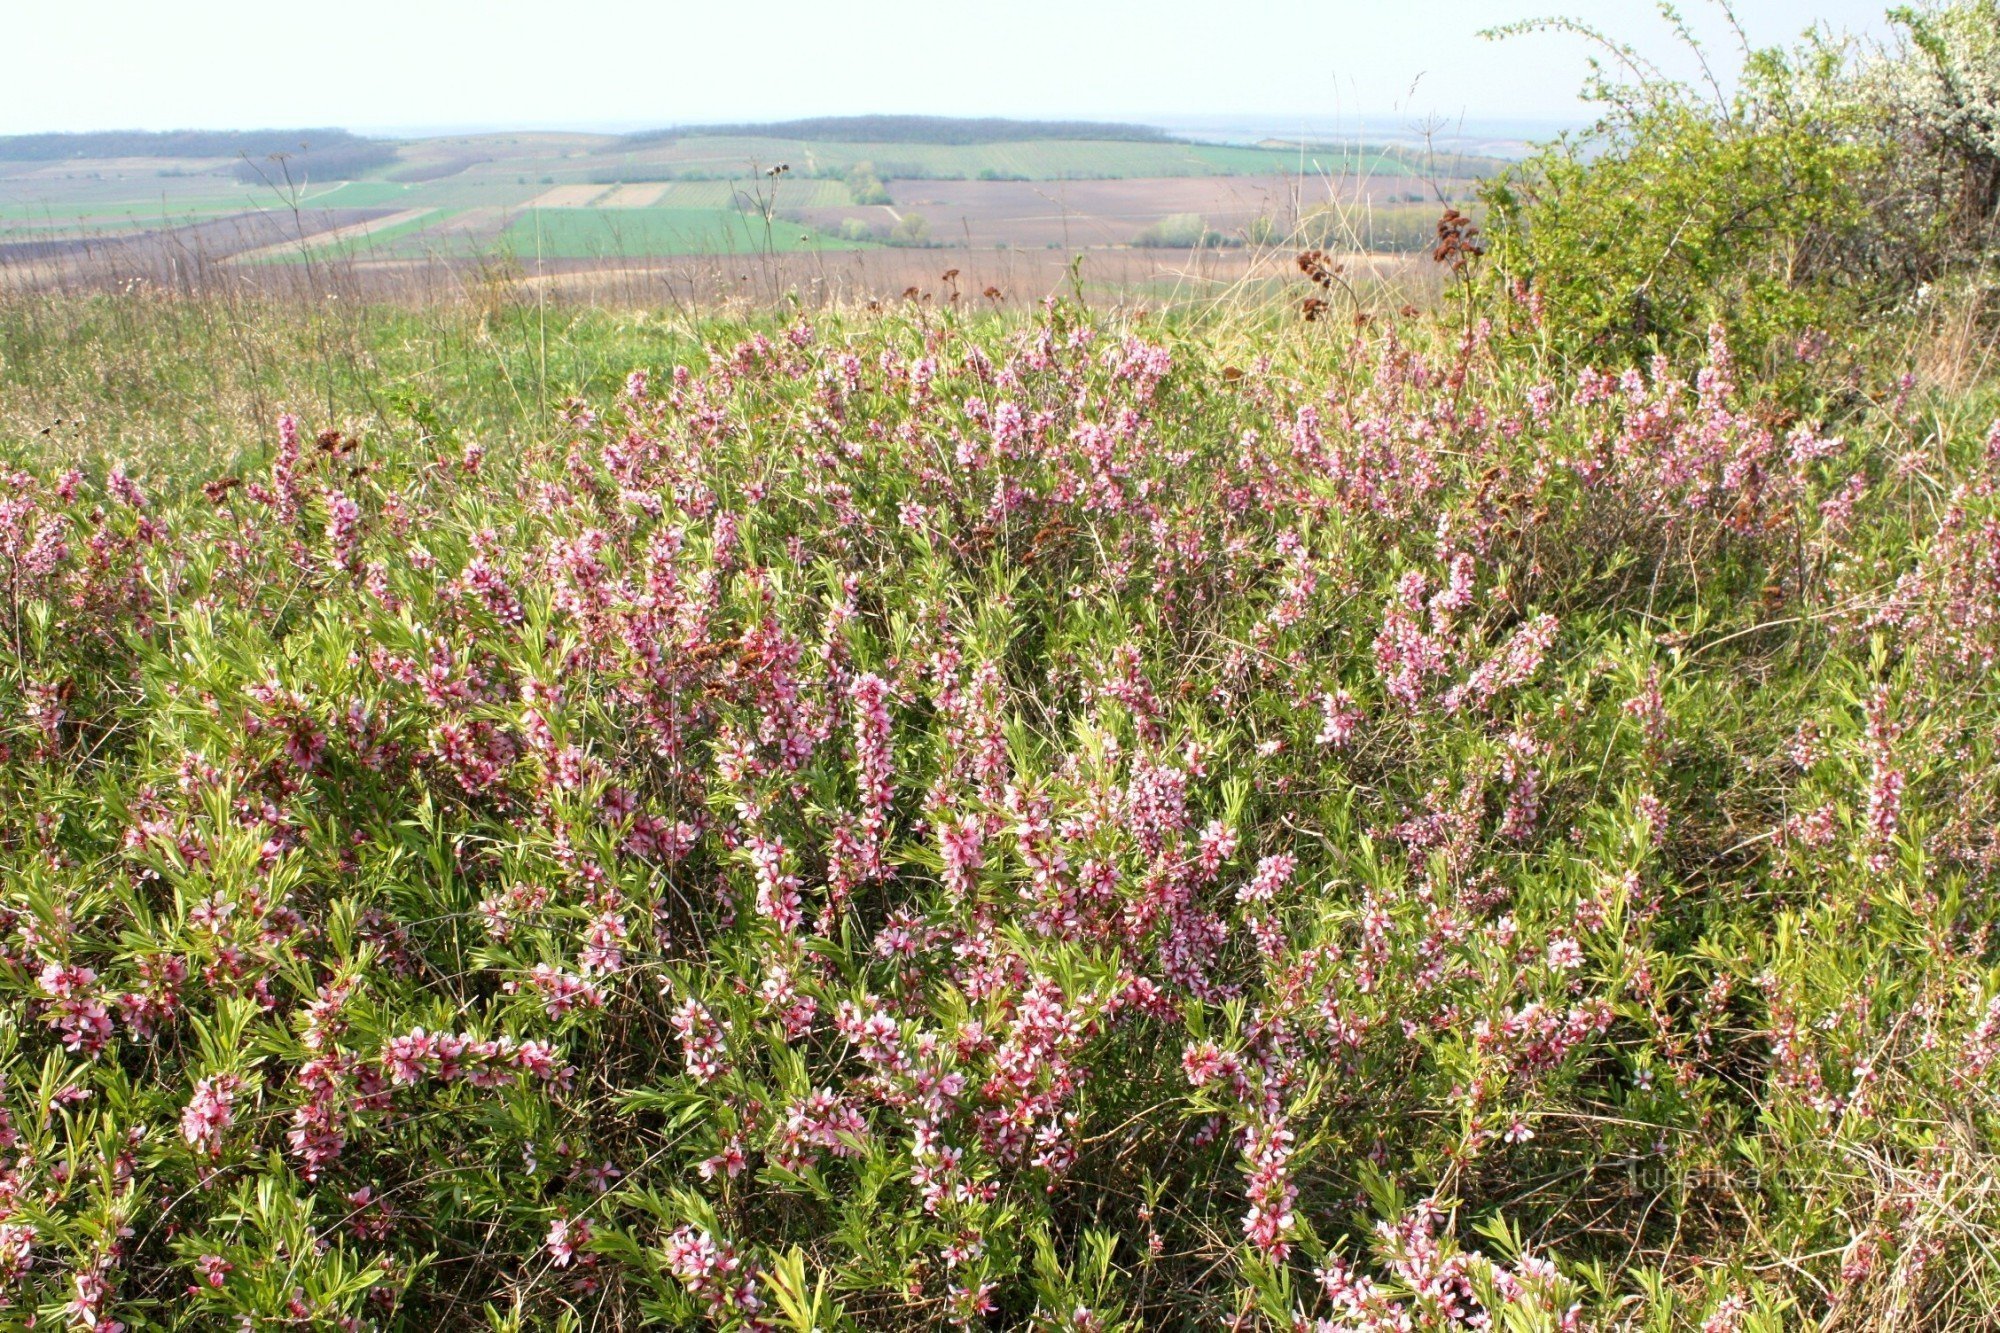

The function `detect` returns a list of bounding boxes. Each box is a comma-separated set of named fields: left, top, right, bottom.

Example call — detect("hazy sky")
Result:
left=3, top=1, right=1896, bottom=138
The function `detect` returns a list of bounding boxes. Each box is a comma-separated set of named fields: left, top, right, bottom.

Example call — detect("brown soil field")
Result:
left=404, top=246, right=1433, bottom=312
left=4, top=233, right=1440, bottom=309
left=793, top=175, right=1463, bottom=248
left=0, top=209, right=389, bottom=287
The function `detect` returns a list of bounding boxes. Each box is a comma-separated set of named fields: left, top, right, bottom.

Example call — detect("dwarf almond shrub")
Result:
left=0, top=301, right=1996, bottom=1330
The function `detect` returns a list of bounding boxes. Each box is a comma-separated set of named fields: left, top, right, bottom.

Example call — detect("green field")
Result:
left=0, top=192, right=266, bottom=233
left=502, top=206, right=869, bottom=257
left=597, top=136, right=1437, bottom=181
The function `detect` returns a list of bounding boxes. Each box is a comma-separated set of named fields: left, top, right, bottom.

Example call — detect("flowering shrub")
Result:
left=1483, top=3, right=2000, bottom=364
left=0, top=301, right=1997, bottom=1329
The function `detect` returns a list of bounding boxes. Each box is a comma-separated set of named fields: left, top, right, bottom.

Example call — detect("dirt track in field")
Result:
left=225, top=209, right=436, bottom=263
left=523, top=184, right=611, bottom=209
left=595, top=184, right=670, bottom=208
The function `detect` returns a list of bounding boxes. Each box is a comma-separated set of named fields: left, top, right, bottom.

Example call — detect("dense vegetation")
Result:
left=1481, top=1, right=2000, bottom=363
left=0, top=282, right=1993, bottom=1332
left=4, top=5, right=2000, bottom=1330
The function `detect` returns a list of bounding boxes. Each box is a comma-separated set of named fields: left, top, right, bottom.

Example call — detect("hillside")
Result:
left=0, top=117, right=1502, bottom=287
left=625, top=115, right=1180, bottom=145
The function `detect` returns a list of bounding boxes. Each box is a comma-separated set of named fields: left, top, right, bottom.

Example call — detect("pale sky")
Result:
left=3, top=1, right=1896, bottom=138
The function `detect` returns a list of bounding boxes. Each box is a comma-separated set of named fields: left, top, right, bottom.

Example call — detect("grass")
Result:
left=0, top=288, right=724, bottom=472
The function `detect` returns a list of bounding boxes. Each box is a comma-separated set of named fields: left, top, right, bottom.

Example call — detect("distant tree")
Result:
left=1132, top=213, right=1213, bottom=248
left=888, top=213, right=931, bottom=246
left=846, top=162, right=891, bottom=205
left=838, top=218, right=874, bottom=242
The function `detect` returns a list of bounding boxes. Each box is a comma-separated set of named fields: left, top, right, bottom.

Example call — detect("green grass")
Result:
left=0, top=291, right=740, bottom=473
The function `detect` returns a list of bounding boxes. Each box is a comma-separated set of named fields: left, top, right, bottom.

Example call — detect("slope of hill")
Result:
left=0, top=117, right=1505, bottom=281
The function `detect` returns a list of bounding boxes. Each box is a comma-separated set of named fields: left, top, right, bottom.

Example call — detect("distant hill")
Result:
left=623, top=116, right=1178, bottom=147
left=0, top=130, right=399, bottom=183
left=0, top=128, right=391, bottom=161
left=1253, top=138, right=1513, bottom=177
